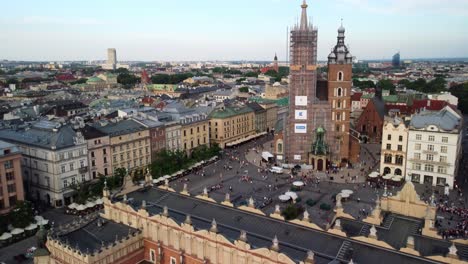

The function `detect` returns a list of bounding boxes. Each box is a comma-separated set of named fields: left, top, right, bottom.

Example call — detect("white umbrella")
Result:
left=341, top=189, right=354, bottom=195
left=279, top=195, right=291, bottom=202
left=37, top=219, right=49, bottom=226
left=68, top=203, right=78, bottom=209
left=285, top=191, right=298, bottom=200
left=293, top=181, right=305, bottom=187
left=10, top=228, right=24, bottom=235
left=340, top=192, right=350, bottom=198
left=0, top=232, right=12, bottom=240
left=95, top=198, right=103, bottom=205
left=85, top=201, right=96, bottom=208
left=382, top=174, right=393, bottom=180
left=368, top=172, right=379, bottom=178
left=392, top=177, right=402, bottom=182
left=25, top=224, right=38, bottom=231
left=34, top=215, right=44, bottom=222
left=76, top=205, right=87, bottom=211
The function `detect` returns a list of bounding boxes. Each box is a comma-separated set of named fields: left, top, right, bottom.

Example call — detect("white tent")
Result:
left=368, top=172, right=379, bottom=178
left=10, top=228, right=24, bottom=235
left=0, top=232, right=12, bottom=240
left=76, top=205, right=87, bottom=211
left=341, top=189, right=354, bottom=195
left=279, top=195, right=291, bottom=202
left=262, top=151, right=274, bottom=161
left=37, top=219, right=49, bottom=226
left=25, top=223, right=38, bottom=231
left=382, top=174, right=393, bottom=180
left=95, top=198, right=103, bottom=205
left=85, top=201, right=96, bottom=208
left=285, top=191, right=298, bottom=200
left=34, top=215, right=44, bottom=222
left=293, top=181, right=304, bottom=187
left=68, top=203, right=78, bottom=209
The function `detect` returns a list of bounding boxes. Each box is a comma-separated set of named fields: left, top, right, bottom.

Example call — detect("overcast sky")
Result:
left=1, top=0, right=467, bottom=61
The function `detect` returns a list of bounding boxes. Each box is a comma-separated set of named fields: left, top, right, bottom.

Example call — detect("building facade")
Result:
left=0, top=141, right=24, bottom=214
left=94, top=119, right=151, bottom=174
left=380, top=117, right=408, bottom=177
left=247, top=102, right=267, bottom=133
left=327, top=24, right=353, bottom=163
left=0, top=122, right=88, bottom=207
left=259, top=102, right=278, bottom=133
left=164, top=122, right=182, bottom=152
left=406, top=106, right=462, bottom=189
left=180, top=115, right=209, bottom=154
left=209, top=106, right=255, bottom=148
left=80, top=126, right=111, bottom=179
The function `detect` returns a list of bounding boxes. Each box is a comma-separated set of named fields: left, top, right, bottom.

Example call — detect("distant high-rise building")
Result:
left=273, top=53, right=279, bottom=72
left=107, top=48, right=117, bottom=70
left=392, top=52, right=400, bottom=68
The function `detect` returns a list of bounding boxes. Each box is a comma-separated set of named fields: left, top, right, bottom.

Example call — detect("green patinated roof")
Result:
left=383, top=95, right=399, bottom=103
left=87, top=76, right=105, bottom=83
left=209, top=106, right=253, bottom=119
left=361, top=93, right=375, bottom=99
left=147, top=84, right=177, bottom=91
left=248, top=97, right=289, bottom=107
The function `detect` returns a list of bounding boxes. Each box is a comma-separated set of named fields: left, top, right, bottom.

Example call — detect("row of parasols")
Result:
left=279, top=181, right=304, bottom=202
left=0, top=215, right=49, bottom=241
left=368, top=171, right=404, bottom=182
left=67, top=198, right=104, bottom=211
left=151, top=157, right=217, bottom=184
left=225, top=132, right=267, bottom=147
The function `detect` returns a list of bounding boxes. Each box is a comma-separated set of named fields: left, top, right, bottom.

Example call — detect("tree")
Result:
left=117, top=73, right=139, bottom=87
left=450, top=82, right=468, bottom=113
left=397, top=79, right=411, bottom=88
left=243, top=71, right=258, bottom=78
left=352, top=79, right=375, bottom=89
left=11, top=201, right=34, bottom=228
left=281, top=205, right=304, bottom=220
left=239, top=87, right=249, bottom=93
left=376, top=79, right=396, bottom=95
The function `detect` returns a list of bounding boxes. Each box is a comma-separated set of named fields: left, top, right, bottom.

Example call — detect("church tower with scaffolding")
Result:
left=285, top=0, right=333, bottom=168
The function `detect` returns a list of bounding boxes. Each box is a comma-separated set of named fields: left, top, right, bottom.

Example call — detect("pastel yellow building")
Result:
left=208, top=106, right=255, bottom=148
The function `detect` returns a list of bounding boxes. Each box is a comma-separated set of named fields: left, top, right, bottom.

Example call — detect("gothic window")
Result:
left=277, top=143, right=283, bottom=153
left=338, top=71, right=344, bottom=81
left=337, top=100, right=341, bottom=108
left=337, top=87, right=342, bottom=97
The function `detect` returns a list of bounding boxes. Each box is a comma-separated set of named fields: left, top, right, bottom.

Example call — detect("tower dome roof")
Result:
left=338, top=25, right=345, bottom=33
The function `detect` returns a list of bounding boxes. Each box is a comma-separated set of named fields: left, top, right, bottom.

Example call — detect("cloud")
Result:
left=337, top=0, right=468, bottom=16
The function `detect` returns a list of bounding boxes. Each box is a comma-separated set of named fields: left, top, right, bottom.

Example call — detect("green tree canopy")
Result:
left=377, top=79, right=396, bottom=95
left=450, top=82, right=468, bottom=113
left=239, top=86, right=249, bottom=93
left=117, top=73, right=139, bottom=87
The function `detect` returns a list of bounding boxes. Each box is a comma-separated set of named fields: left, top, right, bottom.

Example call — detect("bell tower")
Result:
left=327, top=21, right=352, bottom=163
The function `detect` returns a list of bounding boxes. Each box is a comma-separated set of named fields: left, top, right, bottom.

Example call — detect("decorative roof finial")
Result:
left=210, top=219, right=218, bottom=233
left=162, top=205, right=169, bottom=217
left=239, top=230, right=247, bottom=242
left=300, top=0, right=309, bottom=31
left=185, top=214, right=192, bottom=225
left=271, top=235, right=279, bottom=251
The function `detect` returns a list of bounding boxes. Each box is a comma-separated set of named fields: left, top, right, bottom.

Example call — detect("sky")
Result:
left=1, top=0, right=467, bottom=62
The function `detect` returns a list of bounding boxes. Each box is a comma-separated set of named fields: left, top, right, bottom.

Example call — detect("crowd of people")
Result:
left=437, top=204, right=468, bottom=239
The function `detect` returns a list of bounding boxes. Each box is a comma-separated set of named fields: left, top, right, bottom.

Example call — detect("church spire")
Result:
left=300, top=0, right=308, bottom=30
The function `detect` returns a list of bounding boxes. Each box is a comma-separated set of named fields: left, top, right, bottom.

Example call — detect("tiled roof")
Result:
left=209, top=106, right=253, bottom=119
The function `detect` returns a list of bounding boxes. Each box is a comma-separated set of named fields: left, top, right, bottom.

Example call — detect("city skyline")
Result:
left=1, top=0, right=468, bottom=61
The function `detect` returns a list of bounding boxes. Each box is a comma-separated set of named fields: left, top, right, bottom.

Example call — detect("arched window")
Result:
left=395, top=155, right=404, bottom=165
left=277, top=143, right=283, bottom=153
left=383, top=167, right=391, bottom=175
left=337, top=100, right=341, bottom=108
left=395, top=168, right=402, bottom=175
left=338, top=71, right=344, bottom=81
left=337, top=87, right=342, bottom=97
left=384, top=154, right=392, bottom=163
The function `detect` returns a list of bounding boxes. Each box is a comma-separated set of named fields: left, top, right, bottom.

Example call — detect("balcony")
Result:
left=422, top=149, right=438, bottom=155
left=78, top=166, right=88, bottom=173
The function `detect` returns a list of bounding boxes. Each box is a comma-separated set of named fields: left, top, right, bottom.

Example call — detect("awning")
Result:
left=76, top=205, right=87, bottom=211
left=368, top=172, right=379, bottom=178
left=382, top=174, right=394, bottom=180
left=25, top=224, right=38, bottom=231
left=85, top=201, right=96, bottom=208
left=0, top=232, right=12, bottom=240
left=10, top=228, right=24, bottom=235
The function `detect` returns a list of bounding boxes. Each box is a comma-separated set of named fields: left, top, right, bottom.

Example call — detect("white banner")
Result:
left=294, top=123, right=307, bottom=133
left=295, top=110, right=307, bottom=120
left=295, top=96, right=307, bottom=106
left=294, top=155, right=301, bottom=160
